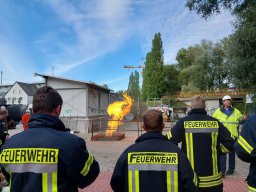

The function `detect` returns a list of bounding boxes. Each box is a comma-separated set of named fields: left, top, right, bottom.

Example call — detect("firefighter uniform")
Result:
left=111, top=131, right=197, bottom=192
left=0, top=114, right=99, bottom=192
left=167, top=109, right=235, bottom=192
left=235, top=114, right=256, bottom=192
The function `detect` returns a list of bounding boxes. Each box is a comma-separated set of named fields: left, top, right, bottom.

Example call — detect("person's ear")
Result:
left=161, top=123, right=165, bottom=130
left=142, top=123, right=146, bottom=131
left=56, top=105, right=62, bottom=116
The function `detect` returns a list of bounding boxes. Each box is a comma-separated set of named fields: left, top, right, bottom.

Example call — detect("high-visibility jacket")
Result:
left=111, top=131, right=197, bottom=192
left=0, top=113, right=99, bottom=192
left=212, top=107, right=242, bottom=138
left=167, top=109, right=235, bottom=192
left=235, top=114, right=256, bottom=192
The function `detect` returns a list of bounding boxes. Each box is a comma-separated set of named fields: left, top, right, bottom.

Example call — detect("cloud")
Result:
left=101, top=74, right=129, bottom=85
left=40, top=0, right=134, bottom=75
left=0, top=0, right=235, bottom=89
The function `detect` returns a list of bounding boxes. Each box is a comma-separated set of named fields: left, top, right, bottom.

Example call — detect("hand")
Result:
left=242, top=114, right=247, bottom=121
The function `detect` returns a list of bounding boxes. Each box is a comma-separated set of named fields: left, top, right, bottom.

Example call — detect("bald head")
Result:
left=142, top=109, right=164, bottom=131
left=190, top=95, right=205, bottom=109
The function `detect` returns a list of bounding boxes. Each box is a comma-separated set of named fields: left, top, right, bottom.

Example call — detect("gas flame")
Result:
left=106, top=93, right=134, bottom=137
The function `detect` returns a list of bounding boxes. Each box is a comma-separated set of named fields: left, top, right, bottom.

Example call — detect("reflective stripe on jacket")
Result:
left=0, top=114, right=99, bottom=192
left=167, top=109, right=235, bottom=191
left=235, top=114, right=256, bottom=190
left=111, top=131, right=197, bottom=192
left=212, top=107, right=242, bottom=138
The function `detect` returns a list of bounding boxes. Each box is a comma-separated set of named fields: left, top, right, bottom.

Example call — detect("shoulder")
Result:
left=213, top=108, right=221, bottom=114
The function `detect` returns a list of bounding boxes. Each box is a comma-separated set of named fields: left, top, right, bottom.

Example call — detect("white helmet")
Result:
left=222, top=95, right=231, bottom=101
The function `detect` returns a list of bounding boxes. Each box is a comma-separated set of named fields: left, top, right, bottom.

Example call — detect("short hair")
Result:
left=142, top=109, right=163, bottom=131
left=33, top=86, right=63, bottom=114
left=191, top=95, right=205, bottom=109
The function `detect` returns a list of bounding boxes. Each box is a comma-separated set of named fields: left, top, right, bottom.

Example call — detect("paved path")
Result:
left=9, top=123, right=250, bottom=192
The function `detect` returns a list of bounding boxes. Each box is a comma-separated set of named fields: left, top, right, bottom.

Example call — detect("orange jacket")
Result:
left=22, top=113, right=30, bottom=130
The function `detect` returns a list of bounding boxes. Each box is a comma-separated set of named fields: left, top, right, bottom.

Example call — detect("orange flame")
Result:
left=106, top=93, right=134, bottom=137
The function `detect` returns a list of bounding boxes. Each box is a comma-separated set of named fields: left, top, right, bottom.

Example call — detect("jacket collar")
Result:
left=135, top=131, right=167, bottom=143
left=28, top=113, right=67, bottom=132
left=189, top=108, right=207, bottom=115
left=220, top=106, right=234, bottom=113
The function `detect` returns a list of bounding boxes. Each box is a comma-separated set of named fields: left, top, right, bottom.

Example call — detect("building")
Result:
left=4, top=82, right=43, bottom=105
left=35, top=73, right=113, bottom=133
left=0, top=84, right=12, bottom=105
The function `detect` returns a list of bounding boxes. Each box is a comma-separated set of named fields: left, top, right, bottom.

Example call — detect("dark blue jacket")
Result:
left=0, top=120, right=8, bottom=147
left=167, top=109, right=235, bottom=192
left=0, top=114, right=99, bottom=192
left=111, top=131, right=197, bottom=192
left=235, top=114, right=256, bottom=190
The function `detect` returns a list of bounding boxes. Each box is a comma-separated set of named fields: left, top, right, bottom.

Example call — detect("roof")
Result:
left=34, top=73, right=111, bottom=92
left=16, top=82, right=38, bottom=96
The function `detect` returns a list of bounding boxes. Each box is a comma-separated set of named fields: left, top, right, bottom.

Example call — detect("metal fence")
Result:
left=59, top=115, right=176, bottom=138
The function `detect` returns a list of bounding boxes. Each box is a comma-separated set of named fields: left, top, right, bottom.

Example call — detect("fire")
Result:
left=106, top=93, right=134, bottom=137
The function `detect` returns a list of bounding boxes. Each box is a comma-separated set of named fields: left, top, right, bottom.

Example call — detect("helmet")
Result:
left=222, top=95, right=231, bottom=101
left=26, top=110, right=30, bottom=113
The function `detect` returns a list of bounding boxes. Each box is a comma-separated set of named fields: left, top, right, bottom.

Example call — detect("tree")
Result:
left=141, top=33, right=165, bottom=100
left=127, top=71, right=140, bottom=101
left=176, top=40, right=229, bottom=91
left=162, top=64, right=181, bottom=95
left=185, top=0, right=250, bottom=19
left=224, top=1, right=256, bottom=88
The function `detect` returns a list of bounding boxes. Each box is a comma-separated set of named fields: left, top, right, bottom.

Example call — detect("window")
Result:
left=19, top=90, right=22, bottom=94
left=13, top=90, right=16, bottom=94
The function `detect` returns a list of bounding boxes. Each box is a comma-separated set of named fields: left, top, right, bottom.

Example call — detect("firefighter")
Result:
left=21, top=109, right=30, bottom=131
left=213, top=95, right=246, bottom=176
left=166, top=95, right=235, bottom=192
left=111, top=109, right=197, bottom=192
left=0, top=106, right=9, bottom=147
left=235, top=114, right=256, bottom=191
left=0, top=86, right=99, bottom=192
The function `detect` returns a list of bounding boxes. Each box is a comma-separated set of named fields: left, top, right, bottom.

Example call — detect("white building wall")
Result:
left=47, top=78, right=86, bottom=89
left=88, top=89, right=99, bottom=116
left=46, top=79, right=88, bottom=117
left=100, top=92, right=109, bottom=115
left=58, top=89, right=87, bottom=117
left=5, top=83, right=28, bottom=105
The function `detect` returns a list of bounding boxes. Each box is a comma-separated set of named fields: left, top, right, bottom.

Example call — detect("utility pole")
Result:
left=1, top=70, right=2, bottom=85
left=52, top=66, right=54, bottom=76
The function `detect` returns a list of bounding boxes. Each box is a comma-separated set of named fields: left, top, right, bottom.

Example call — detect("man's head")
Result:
left=0, top=106, right=8, bottom=120
left=190, top=95, right=206, bottom=109
left=222, top=95, right=232, bottom=108
left=33, top=86, right=63, bottom=117
left=142, top=109, right=164, bottom=132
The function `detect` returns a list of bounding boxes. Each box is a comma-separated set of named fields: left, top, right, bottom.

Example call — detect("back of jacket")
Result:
left=0, top=114, right=99, bottom=192
left=111, top=131, right=197, bottom=192
left=235, top=114, right=256, bottom=190
left=167, top=109, right=234, bottom=190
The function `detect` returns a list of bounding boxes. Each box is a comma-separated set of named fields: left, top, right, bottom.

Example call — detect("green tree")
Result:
left=176, top=40, right=229, bottom=91
left=162, top=64, right=181, bottom=95
left=185, top=0, right=250, bottom=19
left=127, top=70, right=140, bottom=101
left=225, top=2, right=256, bottom=88
left=141, top=33, right=165, bottom=100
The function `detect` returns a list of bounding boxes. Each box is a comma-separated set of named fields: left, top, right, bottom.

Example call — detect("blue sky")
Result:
left=0, top=0, right=234, bottom=91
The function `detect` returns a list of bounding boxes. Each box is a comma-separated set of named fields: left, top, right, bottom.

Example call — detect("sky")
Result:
left=0, top=0, right=235, bottom=91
